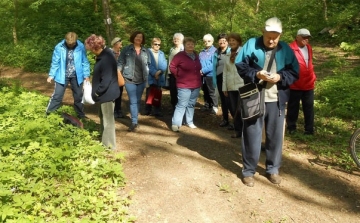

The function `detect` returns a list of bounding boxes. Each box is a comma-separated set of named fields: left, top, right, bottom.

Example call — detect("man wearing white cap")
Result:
left=287, top=29, right=316, bottom=135
left=235, top=17, right=299, bottom=187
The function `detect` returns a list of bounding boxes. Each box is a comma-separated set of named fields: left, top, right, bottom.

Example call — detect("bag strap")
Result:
left=266, top=46, right=277, bottom=72
left=262, top=46, right=277, bottom=89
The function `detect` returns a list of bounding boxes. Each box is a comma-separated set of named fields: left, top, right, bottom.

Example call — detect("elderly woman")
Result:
left=212, top=33, right=231, bottom=127
left=170, top=37, right=202, bottom=132
left=117, top=31, right=150, bottom=132
left=110, top=37, right=124, bottom=118
left=85, top=34, right=120, bottom=149
left=222, top=33, right=244, bottom=138
left=167, top=33, right=184, bottom=113
left=199, top=34, right=218, bottom=114
left=145, top=38, right=167, bottom=116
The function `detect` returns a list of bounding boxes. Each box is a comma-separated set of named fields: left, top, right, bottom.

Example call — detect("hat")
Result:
left=297, top=28, right=312, bottom=37
left=111, top=37, right=122, bottom=46
left=265, top=17, right=282, bottom=33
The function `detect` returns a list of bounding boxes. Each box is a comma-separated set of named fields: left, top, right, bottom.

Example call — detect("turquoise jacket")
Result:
left=235, top=36, right=299, bottom=110
left=212, top=47, right=231, bottom=87
left=49, top=40, right=90, bottom=85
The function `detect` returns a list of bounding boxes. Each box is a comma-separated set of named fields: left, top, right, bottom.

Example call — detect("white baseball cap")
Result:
left=265, top=17, right=282, bottom=33
left=297, top=28, right=312, bottom=37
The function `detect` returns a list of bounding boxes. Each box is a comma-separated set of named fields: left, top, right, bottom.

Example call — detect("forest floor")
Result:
left=1, top=46, right=360, bottom=223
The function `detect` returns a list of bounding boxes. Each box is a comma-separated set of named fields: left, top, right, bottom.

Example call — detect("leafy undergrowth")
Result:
left=0, top=79, right=135, bottom=222
left=287, top=47, right=360, bottom=171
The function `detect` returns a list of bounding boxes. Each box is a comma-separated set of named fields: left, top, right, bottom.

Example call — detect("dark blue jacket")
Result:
left=91, top=47, right=120, bottom=103
left=235, top=36, right=299, bottom=110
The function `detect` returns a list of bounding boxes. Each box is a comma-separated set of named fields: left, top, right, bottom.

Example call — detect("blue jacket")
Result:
left=199, top=45, right=217, bottom=76
left=148, top=48, right=168, bottom=86
left=235, top=36, right=299, bottom=110
left=49, top=40, right=90, bottom=85
left=212, top=47, right=231, bottom=87
left=117, top=44, right=150, bottom=83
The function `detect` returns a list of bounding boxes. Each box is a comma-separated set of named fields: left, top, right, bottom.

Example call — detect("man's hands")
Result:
left=47, top=77, right=53, bottom=83
left=256, top=70, right=280, bottom=84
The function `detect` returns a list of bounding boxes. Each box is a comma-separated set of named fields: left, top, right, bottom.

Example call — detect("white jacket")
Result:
left=222, top=50, right=244, bottom=92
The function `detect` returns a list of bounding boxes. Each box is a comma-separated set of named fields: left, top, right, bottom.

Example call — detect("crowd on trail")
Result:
left=45, top=17, right=316, bottom=187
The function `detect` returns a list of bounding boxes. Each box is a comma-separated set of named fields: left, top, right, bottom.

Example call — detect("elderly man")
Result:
left=287, top=29, right=316, bottom=135
left=235, top=17, right=299, bottom=187
left=46, top=32, right=90, bottom=118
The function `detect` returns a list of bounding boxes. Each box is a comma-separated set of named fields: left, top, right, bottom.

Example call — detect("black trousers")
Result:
left=228, top=90, right=243, bottom=133
left=286, top=89, right=314, bottom=133
left=169, top=73, right=177, bottom=111
left=202, top=76, right=218, bottom=107
left=114, top=86, right=124, bottom=112
left=216, top=74, right=229, bottom=121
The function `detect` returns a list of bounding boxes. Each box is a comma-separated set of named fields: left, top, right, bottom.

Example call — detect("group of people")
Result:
left=45, top=16, right=316, bottom=187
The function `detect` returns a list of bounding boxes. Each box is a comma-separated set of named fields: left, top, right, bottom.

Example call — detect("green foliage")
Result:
left=1, top=0, right=360, bottom=71
left=287, top=48, right=360, bottom=171
left=0, top=79, right=134, bottom=222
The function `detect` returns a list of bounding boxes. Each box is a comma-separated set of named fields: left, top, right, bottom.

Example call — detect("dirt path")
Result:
left=2, top=63, right=360, bottom=223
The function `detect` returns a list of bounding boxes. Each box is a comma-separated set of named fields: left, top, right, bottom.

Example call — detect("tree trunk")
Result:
left=255, top=0, right=260, bottom=13
left=13, top=0, right=18, bottom=45
left=94, top=0, right=98, bottom=12
left=102, top=0, right=114, bottom=44
left=322, top=0, right=328, bottom=21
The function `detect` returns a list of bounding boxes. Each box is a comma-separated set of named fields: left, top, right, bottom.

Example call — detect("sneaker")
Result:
left=171, top=125, right=179, bottom=132
left=266, top=173, right=282, bottom=184
left=212, top=106, right=218, bottom=114
left=187, top=123, right=197, bottom=129
left=242, top=176, right=255, bottom=187
left=128, top=123, right=139, bottom=132
left=219, top=120, right=229, bottom=127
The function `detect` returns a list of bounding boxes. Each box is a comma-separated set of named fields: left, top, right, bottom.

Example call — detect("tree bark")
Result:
left=13, top=0, right=18, bottom=45
left=102, top=0, right=114, bottom=44
left=94, top=0, right=98, bottom=12
left=322, top=0, right=328, bottom=21
left=255, top=0, right=260, bottom=13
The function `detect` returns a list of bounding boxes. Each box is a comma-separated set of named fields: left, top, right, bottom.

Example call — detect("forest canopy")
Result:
left=0, top=0, right=359, bottom=72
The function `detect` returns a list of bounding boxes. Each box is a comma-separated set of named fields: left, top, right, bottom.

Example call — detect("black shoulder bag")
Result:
left=238, top=47, right=277, bottom=121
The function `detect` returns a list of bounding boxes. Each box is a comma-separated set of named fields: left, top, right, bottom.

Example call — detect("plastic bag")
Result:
left=82, top=80, right=95, bottom=104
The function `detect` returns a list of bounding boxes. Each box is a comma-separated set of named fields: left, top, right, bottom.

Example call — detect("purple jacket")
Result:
left=169, top=51, right=202, bottom=89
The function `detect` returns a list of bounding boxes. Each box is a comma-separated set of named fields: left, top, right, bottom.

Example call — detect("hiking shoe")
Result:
left=242, top=176, right=255, bottom=187
left=187, top=123, right=197, bottom=129
left=219, top=120, right=229, bottom=127
left=128, top=123, right=139, bottom=132
left=171, top=125, right=179, bottom=132
left=227, top=124, right=234, bottom=130
left=114, top=110, right=124, bottom=118
left=266, top=173, right=282, bottom=184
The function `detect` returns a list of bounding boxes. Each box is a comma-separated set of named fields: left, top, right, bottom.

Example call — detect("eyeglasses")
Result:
left=153, top=43, right=161, bottom=46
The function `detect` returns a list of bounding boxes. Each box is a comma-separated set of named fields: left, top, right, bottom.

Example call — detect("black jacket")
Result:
left=91, top=47, right=120, bottom=103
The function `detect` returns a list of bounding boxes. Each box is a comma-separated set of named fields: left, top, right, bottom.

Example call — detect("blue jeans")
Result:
left=125, top=82, right=145, bottom=124
left=172, top=88, right=200, bottom=126
left=46, top=76, right=84, bottom=118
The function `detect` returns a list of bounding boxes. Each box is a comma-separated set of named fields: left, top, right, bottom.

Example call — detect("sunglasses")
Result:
left=153, top=43, right=161, bottom=46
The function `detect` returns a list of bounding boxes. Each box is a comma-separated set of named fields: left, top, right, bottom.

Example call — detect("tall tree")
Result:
left=12, top=0, right=18, bottom=45
left=102, top=0, right=114, bottom=44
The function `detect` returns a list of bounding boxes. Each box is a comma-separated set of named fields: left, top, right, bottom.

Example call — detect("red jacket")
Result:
left=289, top=41, right=316, bottom=90
left=169, top=51, right=202, bottom=89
